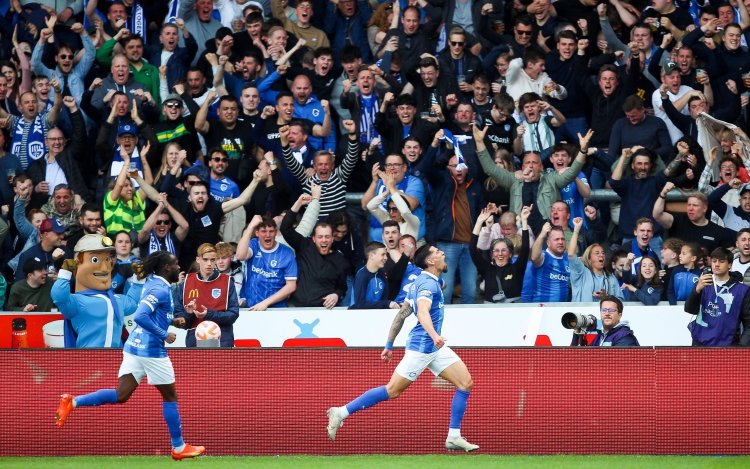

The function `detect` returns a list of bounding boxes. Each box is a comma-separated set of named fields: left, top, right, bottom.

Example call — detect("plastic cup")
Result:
left=43, top=320, right=65, bottom=348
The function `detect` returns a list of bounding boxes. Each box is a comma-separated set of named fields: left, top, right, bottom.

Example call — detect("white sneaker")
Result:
left=326, top=407, right=344, bottom=441
left=445, top=436, right=479, bottom=452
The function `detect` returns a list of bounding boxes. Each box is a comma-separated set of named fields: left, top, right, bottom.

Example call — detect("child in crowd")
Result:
left=622, top=255, right=663, bottom=305
left=667, top=242, right=702, bottom=305
left=215, top=242, right=243, bottom=306
left=609, top=249, right=631, bottom=288
left=659, top=238, right=684, bottom=302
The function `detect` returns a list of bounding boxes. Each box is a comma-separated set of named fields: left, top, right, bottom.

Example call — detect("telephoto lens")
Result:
left=561, top=312, right=598, bottom=331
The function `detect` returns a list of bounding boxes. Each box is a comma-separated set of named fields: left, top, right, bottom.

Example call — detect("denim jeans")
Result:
left=436, top=241, right=478, bottom=304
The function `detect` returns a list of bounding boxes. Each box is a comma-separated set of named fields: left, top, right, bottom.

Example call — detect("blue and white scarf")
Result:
left=11, top=114, right=46, bottom=170
left=438, top=129, right=471, bottom=171
left=148, top=230, right=177, bottom=256
left=359, top=94, right=379, bottom=146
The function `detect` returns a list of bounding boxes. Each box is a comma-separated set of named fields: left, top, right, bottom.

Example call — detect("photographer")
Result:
left=570, top=296, right=640, bottom=346
left=684, top=247, right=750, bottom=347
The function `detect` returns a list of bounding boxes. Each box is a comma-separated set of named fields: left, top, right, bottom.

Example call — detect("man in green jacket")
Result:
left=474, top=124, right=594, bottom=235
left=96, top=32, right=160, bottom=106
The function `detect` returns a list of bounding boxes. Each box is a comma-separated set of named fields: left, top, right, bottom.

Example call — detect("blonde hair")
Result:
left=154, top=142, right=190, bottom=186
left=215, top=241, right=235, bottom=257
left=196, top=243, right=216, bottom=257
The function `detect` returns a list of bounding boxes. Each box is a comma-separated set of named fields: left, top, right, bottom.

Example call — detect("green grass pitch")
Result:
left=2, top=455, right=750, bottom=468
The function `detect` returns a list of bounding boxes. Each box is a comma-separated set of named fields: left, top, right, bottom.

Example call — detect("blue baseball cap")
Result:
left=117, top=123, right=137, bottom=137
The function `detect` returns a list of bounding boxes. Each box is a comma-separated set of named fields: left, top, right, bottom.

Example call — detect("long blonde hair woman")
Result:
left=153, top=142, right=190, bottom=188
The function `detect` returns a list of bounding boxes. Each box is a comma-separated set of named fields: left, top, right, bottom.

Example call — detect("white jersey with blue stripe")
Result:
left=405, top=271, right=444, bottom=354
left=124, top=275, right=174, bottom=358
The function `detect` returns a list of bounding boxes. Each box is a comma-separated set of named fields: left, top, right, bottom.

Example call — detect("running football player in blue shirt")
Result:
left=326, top=244, right=479, bottom=452
left=54, top=251, right=205, bottom=460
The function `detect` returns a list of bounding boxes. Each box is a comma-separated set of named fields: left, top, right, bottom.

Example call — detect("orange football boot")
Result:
left=55, top=394, right=74, bottom=428
left=171, top=443, right=206, bottom=460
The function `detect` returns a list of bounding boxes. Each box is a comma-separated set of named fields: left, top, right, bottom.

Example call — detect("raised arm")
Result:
left=137, top=201, right=166, bottom=245
left=568, top=217, right=583, bottom=259
left=194, top=90, right=216, bottom=134
left=652, top=181, right=675, bottom=229
left=222, top=170, right=261, bottom=213
left=610, top=148, right=632, bottom=181
left=531, top=222, right=551, bottom=267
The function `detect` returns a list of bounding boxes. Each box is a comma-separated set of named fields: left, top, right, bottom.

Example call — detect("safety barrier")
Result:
left=2, top=347, right=748, bottom=456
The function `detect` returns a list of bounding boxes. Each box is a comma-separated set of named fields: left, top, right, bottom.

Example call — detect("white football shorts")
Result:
left=394, top=346, right=461, bottom=381
left=118, top=351, right=176, bottom=385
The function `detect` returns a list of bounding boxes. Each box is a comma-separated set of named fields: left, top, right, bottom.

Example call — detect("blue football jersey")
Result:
left=124, top=275, right=174, bottom=358
left=405, top=271, right=444, bottom=354
left=243, top=238, right=298, bottom=307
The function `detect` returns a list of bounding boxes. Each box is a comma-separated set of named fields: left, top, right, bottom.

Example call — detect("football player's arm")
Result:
left=381, top=301, right=413, bottom=361
left=133, top=291, right=169, bottom=340
left=415, top=296, right=443, bottom=347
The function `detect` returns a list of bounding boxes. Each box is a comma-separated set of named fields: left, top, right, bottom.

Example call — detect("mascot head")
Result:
left=74, top=234, right=116, bottom=292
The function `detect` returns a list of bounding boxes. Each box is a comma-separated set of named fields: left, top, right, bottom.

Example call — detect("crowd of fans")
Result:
left=4, top=0, right=750, bottom=345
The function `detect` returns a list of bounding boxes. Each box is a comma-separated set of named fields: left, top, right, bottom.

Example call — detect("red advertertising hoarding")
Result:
left=2, top=348, right=749, bottom=456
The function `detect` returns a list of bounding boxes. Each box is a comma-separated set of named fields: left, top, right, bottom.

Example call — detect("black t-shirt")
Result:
left=670, top=214, right=734, bottom=252
left=180, top=199, right=225, bottom=268
left=204, top=120, right=255, bottom=182
left=484, top=119, right=517, bottom=154
left=642, top=8, right=695, bottom=43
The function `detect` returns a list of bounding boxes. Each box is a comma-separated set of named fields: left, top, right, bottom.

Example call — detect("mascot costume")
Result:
left=51, top=234, right=144, bottom=348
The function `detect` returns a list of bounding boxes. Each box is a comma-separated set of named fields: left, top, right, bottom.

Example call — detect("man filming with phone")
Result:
left=685, top=247, right=750, bottom=346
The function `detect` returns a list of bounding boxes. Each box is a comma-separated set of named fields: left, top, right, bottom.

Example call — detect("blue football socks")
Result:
left=449, top=389, right=470, bottom=430
left=345, top=385, right=389, bottom=415
left=74, top=389, right=118, bottom=407
left=163, top=401, right=185, bottom=449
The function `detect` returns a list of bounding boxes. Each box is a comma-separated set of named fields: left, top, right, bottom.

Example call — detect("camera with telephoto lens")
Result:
left=561, top=312, right=598, bottom=332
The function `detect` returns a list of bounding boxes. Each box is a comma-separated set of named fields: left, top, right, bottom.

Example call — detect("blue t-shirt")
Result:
left=405, top=271, right=444, bottom=354
left=521, top=250, right=570, bottom=302
left=209, top=176, right=240, bottom=203
left=124, top=275, right=174, bottom=358
left=560, top=171, right=588, bottom=230
left=243, top=238, right=298, bottom=307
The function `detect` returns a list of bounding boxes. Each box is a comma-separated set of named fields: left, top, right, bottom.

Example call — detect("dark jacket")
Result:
left=27, top=109, right=89, bottom=200
left=470, top=229, right=529, bottom=301
left=376, top=3, right=443, bottom=73
left=578, top=57, right=639, bottom=149
left=685, top=271, right=750, bottom=346
left=280, top=210, right=350, bottom=307
left=570, top=321, right=640, bottom=346
left=422, top=145, right=483, bottom=243
left=323, top=1, right=373, bottom=65
left=144, top=34, right=198, bottom=91
left=374, top=111, right=438, bottom=157
left=592, top=322, right=640, bottom=346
